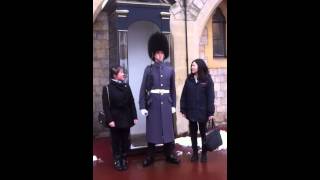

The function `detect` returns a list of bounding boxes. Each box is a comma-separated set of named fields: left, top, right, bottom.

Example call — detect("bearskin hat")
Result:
left=148, top=32, right=169, bottom=61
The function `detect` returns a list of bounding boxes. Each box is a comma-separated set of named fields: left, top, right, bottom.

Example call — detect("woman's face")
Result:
left=191, top=62, right=198, bottom=74
left=114, top=69, right=125, bottom=81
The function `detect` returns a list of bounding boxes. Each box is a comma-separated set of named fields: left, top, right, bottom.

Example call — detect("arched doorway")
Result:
left=128, top=21, right=160, bottom=139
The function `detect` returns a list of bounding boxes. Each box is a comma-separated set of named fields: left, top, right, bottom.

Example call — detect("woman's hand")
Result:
left=108, top=121, right=115, bottom=127
left=208, top=116, right=214, bottom=121
left=134, top=119, right=138, bottom=125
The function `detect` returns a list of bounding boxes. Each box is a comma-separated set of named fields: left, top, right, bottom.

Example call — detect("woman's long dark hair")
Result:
left=189, top=58, right=209, bottom=82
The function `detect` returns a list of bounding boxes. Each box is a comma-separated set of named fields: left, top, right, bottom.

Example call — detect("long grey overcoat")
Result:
left=139, top=62, right=176, bottom=144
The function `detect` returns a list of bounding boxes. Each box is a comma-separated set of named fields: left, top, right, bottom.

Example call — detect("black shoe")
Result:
left=200, top=152, right=207, bottom=163
left=114, top=159, right=123, bottom=171
left=122, top=158, right=128, bottom=170
left=190, top=151, right=199, bottom=162
left=166, top=154, right=180, bottom=164
left=143, top=156, right=154, bottom=167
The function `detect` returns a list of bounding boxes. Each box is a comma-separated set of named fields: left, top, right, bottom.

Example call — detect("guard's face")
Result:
left=154, top=50, right=165, bottom=62
left=191, top=62, right=198, bottom=74
left=114, top=69, right=125, bottom=81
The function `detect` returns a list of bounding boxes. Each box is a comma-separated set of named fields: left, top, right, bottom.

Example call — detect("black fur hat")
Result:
left=148, top=32, right=169, bottom=61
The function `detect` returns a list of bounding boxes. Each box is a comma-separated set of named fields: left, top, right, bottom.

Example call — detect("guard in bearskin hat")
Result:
left=139, top=32, right=180, bottom=167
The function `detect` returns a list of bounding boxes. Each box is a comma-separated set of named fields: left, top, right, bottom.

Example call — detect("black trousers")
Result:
left=146, top=142, right=175, bottom=158
left=189, top=121, right=207, bottom=152
left=110, top=128, right=130, bottom=160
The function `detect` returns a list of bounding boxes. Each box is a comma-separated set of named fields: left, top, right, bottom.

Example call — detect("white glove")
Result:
left=141, top=109, right=148, bottom=116
left=171, top=107, right=176, bottom=114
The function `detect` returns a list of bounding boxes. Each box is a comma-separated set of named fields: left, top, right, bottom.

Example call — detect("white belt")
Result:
left=150, top=89, right=170, bottom=94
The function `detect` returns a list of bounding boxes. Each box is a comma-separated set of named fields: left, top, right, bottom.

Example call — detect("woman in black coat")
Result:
left=102, top=66, right=138, bottom=171
left=180, top=59, right=215, bottom=163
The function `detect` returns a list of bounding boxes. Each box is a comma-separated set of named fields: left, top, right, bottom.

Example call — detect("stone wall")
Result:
left=210, top=68, right=227, bottom=124
left=199, top=16, right=227, bottom=124
left=93, top=11, right=110, bottom=136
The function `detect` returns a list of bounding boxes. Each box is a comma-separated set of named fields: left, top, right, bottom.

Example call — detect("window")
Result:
left=212, top=8, right=226, bottom=57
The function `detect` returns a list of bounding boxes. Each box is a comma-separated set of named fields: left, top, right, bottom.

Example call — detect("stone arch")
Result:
left=93, top=0, right=108, bottom=22
left=195, top=0, right=224, bottom=41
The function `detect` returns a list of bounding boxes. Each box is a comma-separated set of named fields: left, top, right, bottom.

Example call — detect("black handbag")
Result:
left=98, top=111, right=108, bottom=128
left=205, top=118, right=222, bottom=151
left=99, top=86, right=110, bottom=128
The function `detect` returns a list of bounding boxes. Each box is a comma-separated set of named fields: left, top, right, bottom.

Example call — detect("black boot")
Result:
left=121, top=159, right=128, bottom=170
left=121, top=154, right=128, bottom=170
left=114, top=159, right=123, bottom=171
left=143, top=156, right=154, bottom=167
left=190, top=124, right=199, bottom=162
left=200, top=131, right=208, bottom=163
left=190, top=134, right=199, bottom=162
left=201, top=151, right=207, bottom=163
left=191, top=149, right=199, bottom=162
left=143, top=143, right=155, bottom=167
left=201, top=144, right=207, bottom=163
left=166, top=154, right=180, bottom=164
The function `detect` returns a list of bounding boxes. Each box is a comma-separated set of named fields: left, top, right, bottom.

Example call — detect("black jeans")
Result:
left=189, top=121, right=207, bottom=152
left=110, top=128, right=130, bottom=160
left=146, top=142, right=175, bottom=158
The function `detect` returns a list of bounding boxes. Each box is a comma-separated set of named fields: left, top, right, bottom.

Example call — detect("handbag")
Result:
left=98, top=111, right=107, bottom=128
left=205, top=118, right=222, bottom=151
left=99, top=85, right=110, bottom=128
